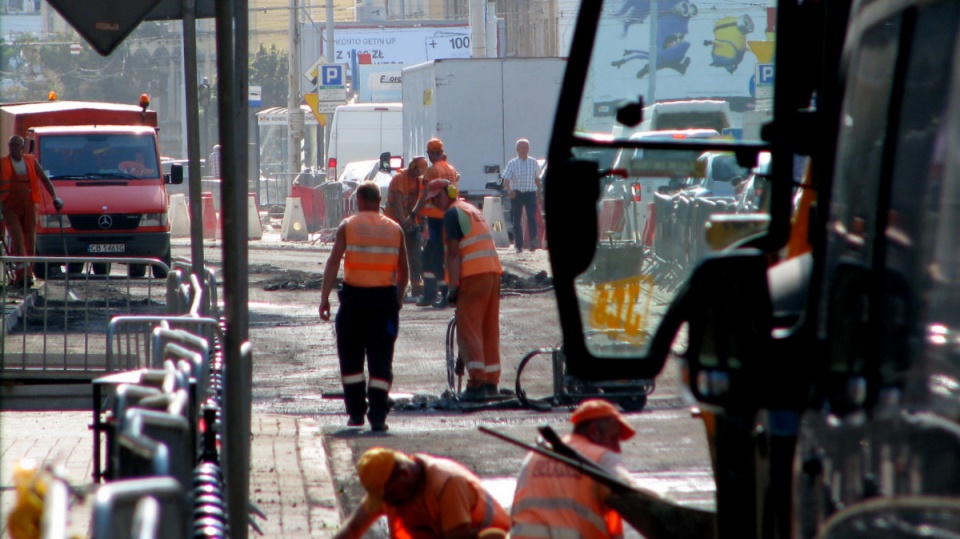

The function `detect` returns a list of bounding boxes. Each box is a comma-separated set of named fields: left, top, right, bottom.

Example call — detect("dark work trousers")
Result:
left=512, top=191, right=539, bottom=250
left=335, top=283, right=400, bottom=423
left=421, top=217, right=446, bottom=282
left=403, top=225, right=423, bottom=292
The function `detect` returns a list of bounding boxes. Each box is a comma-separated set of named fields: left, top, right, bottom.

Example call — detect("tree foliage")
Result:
left=249, top=44, right=288, bottom=109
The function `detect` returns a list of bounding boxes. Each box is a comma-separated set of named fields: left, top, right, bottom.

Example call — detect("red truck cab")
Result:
left=0, top=99, right=183, bottom=277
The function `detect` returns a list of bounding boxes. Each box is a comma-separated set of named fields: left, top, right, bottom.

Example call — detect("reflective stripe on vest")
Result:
left=343, top=211, right=402, bottom=287
left=511, top=434, right=623, bottom=539
left=452, top=201, right=502, bottom=278
left=0, top=155, right=40, bottom=203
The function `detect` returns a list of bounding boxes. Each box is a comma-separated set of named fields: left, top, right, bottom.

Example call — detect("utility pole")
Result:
left=324, top=0, right=335, bottom=169
left=288, top=0, right=304, bottom=175
left=647, top=0, right=658, bottom=105
left=470, top=0, right=486, bottom=57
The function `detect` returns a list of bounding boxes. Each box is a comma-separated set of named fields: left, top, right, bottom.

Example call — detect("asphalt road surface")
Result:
left=177, top=232, right=715, bottom=535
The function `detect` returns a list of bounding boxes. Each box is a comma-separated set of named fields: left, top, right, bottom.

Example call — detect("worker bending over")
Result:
left=334, top=447, right=510, bottom=539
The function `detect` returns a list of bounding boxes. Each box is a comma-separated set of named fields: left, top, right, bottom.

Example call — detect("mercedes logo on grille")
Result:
left=98, top=215, right=113, bottom=229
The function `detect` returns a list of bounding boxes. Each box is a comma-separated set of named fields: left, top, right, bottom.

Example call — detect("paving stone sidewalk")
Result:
left=0, top=411, right=341, bottom=538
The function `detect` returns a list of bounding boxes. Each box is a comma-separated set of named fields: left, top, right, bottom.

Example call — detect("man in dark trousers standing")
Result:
left=320, top=182, right=408, bottom=431
left=408, top=138, right=459, bottom=308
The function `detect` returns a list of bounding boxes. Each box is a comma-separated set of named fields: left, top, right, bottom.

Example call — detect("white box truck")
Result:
left=401, top=57, right=566, bottom=205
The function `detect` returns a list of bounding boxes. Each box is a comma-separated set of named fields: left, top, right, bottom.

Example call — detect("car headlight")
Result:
left=140, top=213, right=168, bottom=227
left=39, top=214, right=70, bottom=227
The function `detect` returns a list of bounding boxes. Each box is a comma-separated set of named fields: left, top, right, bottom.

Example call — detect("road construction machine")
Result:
left=542, top=0, right=960, bottom=537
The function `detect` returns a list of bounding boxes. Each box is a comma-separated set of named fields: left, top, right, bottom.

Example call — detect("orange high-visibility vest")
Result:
left=343, top=211, right=403, bottom=287
left=421, top=161, right=459, bottom=219
left=451, top=200, right=502, bottom=279
left=0, top=154, right=41, bottom=203
left=511, top=434, right=624, bottom=539
left=386, top=455, right=510, bottom=539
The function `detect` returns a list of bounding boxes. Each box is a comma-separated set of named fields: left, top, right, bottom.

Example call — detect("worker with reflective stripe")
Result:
left=408, top=138, right=460, bottom=307
left=334, top=447, right=510, bottom=539
left=320, top=182, right=408, bottom=431
left=425, top=179, right=503, bottom=402
left=1, top=135, right=62, bottom=286
left=511, top=400, right=641, bottom=539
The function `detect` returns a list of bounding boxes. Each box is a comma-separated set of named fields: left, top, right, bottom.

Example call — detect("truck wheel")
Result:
left=617, top=394, right=647, bottom=412
left=152, top=249, right=171, bottom=279
left=128, top=264, right=147, bottom=278
left=92, top=262, right=112, bottom=275
left=34, top=263, right=57, bottom=279
left=67, top=263, right=85, bottom=274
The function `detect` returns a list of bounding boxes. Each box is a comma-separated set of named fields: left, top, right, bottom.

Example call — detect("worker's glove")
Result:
left=446, top=287, right=459, bottom=305
left=53, top=198, right=64, bottom=211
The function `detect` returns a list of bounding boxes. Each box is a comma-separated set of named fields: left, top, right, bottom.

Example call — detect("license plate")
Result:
left=88, top=244, right=125, bottom=253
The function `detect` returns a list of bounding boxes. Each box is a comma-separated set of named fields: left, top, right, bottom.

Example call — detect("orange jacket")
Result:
left=511, top=434, right=624, bottom=539
left=343, top=211, right=403, bottom=287
left=386, top=454, right=510, bottom=539
left=421, top=161, right=459, bottom=219
left=450, top=200, right=502, bottom=279
left=0, top=154, right=42, bottom=203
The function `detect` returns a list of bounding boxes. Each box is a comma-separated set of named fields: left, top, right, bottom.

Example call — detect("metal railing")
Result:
left=1, top=256, right=171, bottom=380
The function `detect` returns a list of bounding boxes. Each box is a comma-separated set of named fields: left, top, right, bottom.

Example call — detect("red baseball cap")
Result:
left=570, top=399, right=636, bottom=440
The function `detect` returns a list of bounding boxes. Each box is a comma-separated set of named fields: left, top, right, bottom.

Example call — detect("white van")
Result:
left=325, top=103, right=402, bottom=180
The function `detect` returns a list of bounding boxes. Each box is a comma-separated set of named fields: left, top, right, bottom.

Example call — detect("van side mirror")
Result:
left=379, top=152, right=403, bottom=172
left=166, top=164, right=184, bottom=185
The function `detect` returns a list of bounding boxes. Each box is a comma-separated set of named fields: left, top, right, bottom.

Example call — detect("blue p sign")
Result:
left=757, top=63, right=775, bottom=85
left=322, top=65, right=343, bottom=86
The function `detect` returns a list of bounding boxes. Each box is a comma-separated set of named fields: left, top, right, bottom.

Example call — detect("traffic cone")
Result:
left=482, top=196, right=510, bottom=248
left=201, top=193, right=219, bottom=240
left=168, top=194, right=190, bottom=239
left=248, top=193, right=263, bottom=240
left=281, top=196, right=309, bottom=241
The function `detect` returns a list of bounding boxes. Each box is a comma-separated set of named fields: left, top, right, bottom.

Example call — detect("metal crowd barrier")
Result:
left=259, top=172, right=300, bottom=207
left=320, top=180, right=346, bottom=228
left=0, top=256, right=170, bottom=380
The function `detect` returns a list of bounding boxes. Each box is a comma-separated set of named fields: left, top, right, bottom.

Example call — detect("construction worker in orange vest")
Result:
left=1, top=135, right=62, bottom=286
left=407, top=138, right=460, bottom=308
left=510, top=399, right=714, bottom=539
left=423, top=179, right=503, bottom=402
left=334, top=447, right=510, bottom=539
left=386, top=155, right=427, bottom=300
left=320, top=182, right=408, bottom=431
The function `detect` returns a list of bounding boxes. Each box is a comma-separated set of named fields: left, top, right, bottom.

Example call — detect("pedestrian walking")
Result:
left=423, top=179, right=503, bottom=402
left=1, top=135, right=62, bottom=286
left=388, top=156, right=427, bottom=300
left=501, top=138, right=541, bottom=252
left=319, top=181, right=408, bottom=431
left=334, top=447, right=510, bottom=539
left=207, top=144, right=221, bottom=178
left=409, top=138, right=460, bottom=308
left=510, top=399, right=714, bottom=539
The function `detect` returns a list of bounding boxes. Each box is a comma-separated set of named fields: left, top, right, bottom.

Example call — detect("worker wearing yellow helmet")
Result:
left=334, top=447, right=510, bottom=539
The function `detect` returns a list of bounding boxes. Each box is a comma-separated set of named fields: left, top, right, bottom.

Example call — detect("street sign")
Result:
left=317, top=87, right=346, bottom=101
left=756, top=63, right=775, bottom=86
left=46, top=0, right=164, bottom=56
left=249, top=86, right=263, bottom=107
left=320, top=64, right=344, bottom=86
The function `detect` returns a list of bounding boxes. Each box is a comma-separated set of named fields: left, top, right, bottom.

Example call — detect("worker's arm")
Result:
left=34, top=159, right=62, bottom=209
left=332, top=499, right=382, bottom=539
left=437, top=479, right=483, bottom=539
left=319, top=223, right=348, bottom=321
left=388, top=189, right=407, bottom=228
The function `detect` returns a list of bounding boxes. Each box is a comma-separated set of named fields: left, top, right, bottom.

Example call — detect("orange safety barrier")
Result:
left=597, top=199, right=624, bottom=240
left=201, top=193, right=218, bottom=240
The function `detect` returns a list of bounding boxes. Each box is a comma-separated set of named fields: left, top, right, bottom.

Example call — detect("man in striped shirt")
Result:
left=501, top=138, right=542, bottom=253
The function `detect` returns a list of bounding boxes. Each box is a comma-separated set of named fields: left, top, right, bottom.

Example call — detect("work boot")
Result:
left=416, top=279, right=437, bottom=306
left=433, top=285, right=450, bottom=309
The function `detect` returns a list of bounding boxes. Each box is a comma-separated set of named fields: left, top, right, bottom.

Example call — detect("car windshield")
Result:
left=556, top=0, right=777, bottom=359
left=40, top=134, right=160, bottom=180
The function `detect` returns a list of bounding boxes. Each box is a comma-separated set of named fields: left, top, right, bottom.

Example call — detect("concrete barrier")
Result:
left=482, top=196, right=510, bottom=248
left=168, top=194, right=190, bottom=239
left=248, top=193, right=263, bottom=240
left=281, top=197, right=309, bottom=241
